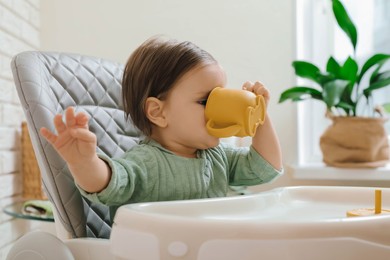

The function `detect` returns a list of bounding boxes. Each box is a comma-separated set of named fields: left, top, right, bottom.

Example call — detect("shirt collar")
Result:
left=139, top=138, right=205, bottom=159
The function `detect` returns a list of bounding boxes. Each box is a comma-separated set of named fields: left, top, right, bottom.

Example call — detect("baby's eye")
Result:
left=197, top=99, right=208, bottom=106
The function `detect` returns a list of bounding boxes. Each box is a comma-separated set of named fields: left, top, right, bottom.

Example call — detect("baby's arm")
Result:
left=243, top=81, right=283, bottom=170
left=40, top=107, right=111, bottom=193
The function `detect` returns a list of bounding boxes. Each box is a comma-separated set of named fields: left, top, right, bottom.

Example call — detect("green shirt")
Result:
left=79, top=139, right=282, bottom=206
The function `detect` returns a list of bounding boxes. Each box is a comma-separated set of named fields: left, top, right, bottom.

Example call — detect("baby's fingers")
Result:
left=253, top=81, right=269, bottom=96
left=53, top=114, right=66, bottom=134
left=242, top=81, right=253, bottom=91
left=40, top=127, right=57, bottom=144
left=69, top=128, right=96, bottom=143
left=75, top=111, right=90, bottom=129
left=65, top=107, right=77, bottom=128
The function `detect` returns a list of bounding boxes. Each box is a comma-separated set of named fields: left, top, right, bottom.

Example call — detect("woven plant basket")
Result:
left=319, top=116, right=390, bottom=168
left=21, top=121, right=47, bottom=199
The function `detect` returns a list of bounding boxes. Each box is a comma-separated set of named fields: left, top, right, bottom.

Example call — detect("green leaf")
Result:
left=317, top=73, right=337, bottom=87
left=326, top=57, right=341, bottom=76
left=278, top=86, right=322, bottom=103
left=358, top=54, right=390, bottom=83
left=340, top=56, right=358, bottom=83
left=340, top=81, right=355, bottom=105
left=332, top=0, right=358, bottom=50
left=370, top=70, right=390, bottom=85
left=335, top=101, right=355, bottom=110
left=322, top=79, right=350, bottom=108
left=363, top=77, right=390, bottom=98
left=292, top=61, right=321, bottom=84
left=369, top=64, right=384, bottom=85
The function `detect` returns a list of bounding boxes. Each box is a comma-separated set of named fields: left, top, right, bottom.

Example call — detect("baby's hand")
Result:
left=40, top=107, right=97, bottom=166
left=242, top=81, right=270, bottom=106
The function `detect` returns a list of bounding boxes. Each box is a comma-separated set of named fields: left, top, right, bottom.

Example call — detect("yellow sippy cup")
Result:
left=205, top=87, right=266, bottom=138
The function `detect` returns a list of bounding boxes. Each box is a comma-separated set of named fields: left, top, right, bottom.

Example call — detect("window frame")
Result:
left=296, top=0, right=334, bottom=165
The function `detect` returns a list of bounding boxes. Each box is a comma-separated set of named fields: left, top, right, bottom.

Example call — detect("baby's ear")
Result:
left=144, top=97, right=167, bottom=128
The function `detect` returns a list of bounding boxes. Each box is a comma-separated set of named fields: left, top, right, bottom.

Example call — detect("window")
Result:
left=296, top=0, right=390, bottom=165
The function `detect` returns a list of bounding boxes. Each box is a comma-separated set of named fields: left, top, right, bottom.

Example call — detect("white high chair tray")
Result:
left=110, top=186, right=390, bottom=260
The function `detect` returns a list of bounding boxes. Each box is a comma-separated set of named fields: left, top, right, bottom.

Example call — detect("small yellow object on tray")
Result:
left=347, top=189, right=390, bottom=217
left=346, top=208, right=390, bottom=217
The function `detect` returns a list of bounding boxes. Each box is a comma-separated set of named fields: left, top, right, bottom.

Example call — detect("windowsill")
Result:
left=289, top=163, right=390, bottom=181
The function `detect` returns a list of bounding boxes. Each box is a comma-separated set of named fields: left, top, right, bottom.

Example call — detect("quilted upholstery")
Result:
left=11, top=51, right=141, bottom=238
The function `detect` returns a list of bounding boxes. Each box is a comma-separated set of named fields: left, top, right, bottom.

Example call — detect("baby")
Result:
left=41, top=37, right=283, bottom=206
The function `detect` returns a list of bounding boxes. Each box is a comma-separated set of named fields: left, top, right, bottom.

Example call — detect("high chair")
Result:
left=8, top=51, right=139, bottom=259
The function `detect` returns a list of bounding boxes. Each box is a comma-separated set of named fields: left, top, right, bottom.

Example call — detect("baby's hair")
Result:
left=122, top=36, right=217, bottom=136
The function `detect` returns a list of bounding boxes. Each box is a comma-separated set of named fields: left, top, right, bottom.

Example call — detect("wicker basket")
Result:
left=21, top=121, right=47, bottom=200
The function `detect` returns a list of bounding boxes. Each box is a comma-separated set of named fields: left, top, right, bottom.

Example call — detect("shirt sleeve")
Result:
left=221, top=143, right=283, bottom=186
left=77, top=149, right=157, bottom=206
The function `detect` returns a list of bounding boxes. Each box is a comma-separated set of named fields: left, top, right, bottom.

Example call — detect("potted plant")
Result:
left=279, top=0, right=390, bottom=168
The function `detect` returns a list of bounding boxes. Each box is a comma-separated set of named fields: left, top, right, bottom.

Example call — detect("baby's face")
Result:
left=162, top=63, right=227, bottom=152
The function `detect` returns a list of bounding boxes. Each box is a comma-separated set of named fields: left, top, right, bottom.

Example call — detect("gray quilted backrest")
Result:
left=11, top=51, right=141, bottom=239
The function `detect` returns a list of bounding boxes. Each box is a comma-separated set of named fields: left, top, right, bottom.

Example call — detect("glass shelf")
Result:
left=3, top=201, right=55, bottom=222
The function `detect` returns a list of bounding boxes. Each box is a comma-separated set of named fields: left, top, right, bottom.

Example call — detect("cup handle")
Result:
left=206, top=120, right=241, bottom=138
